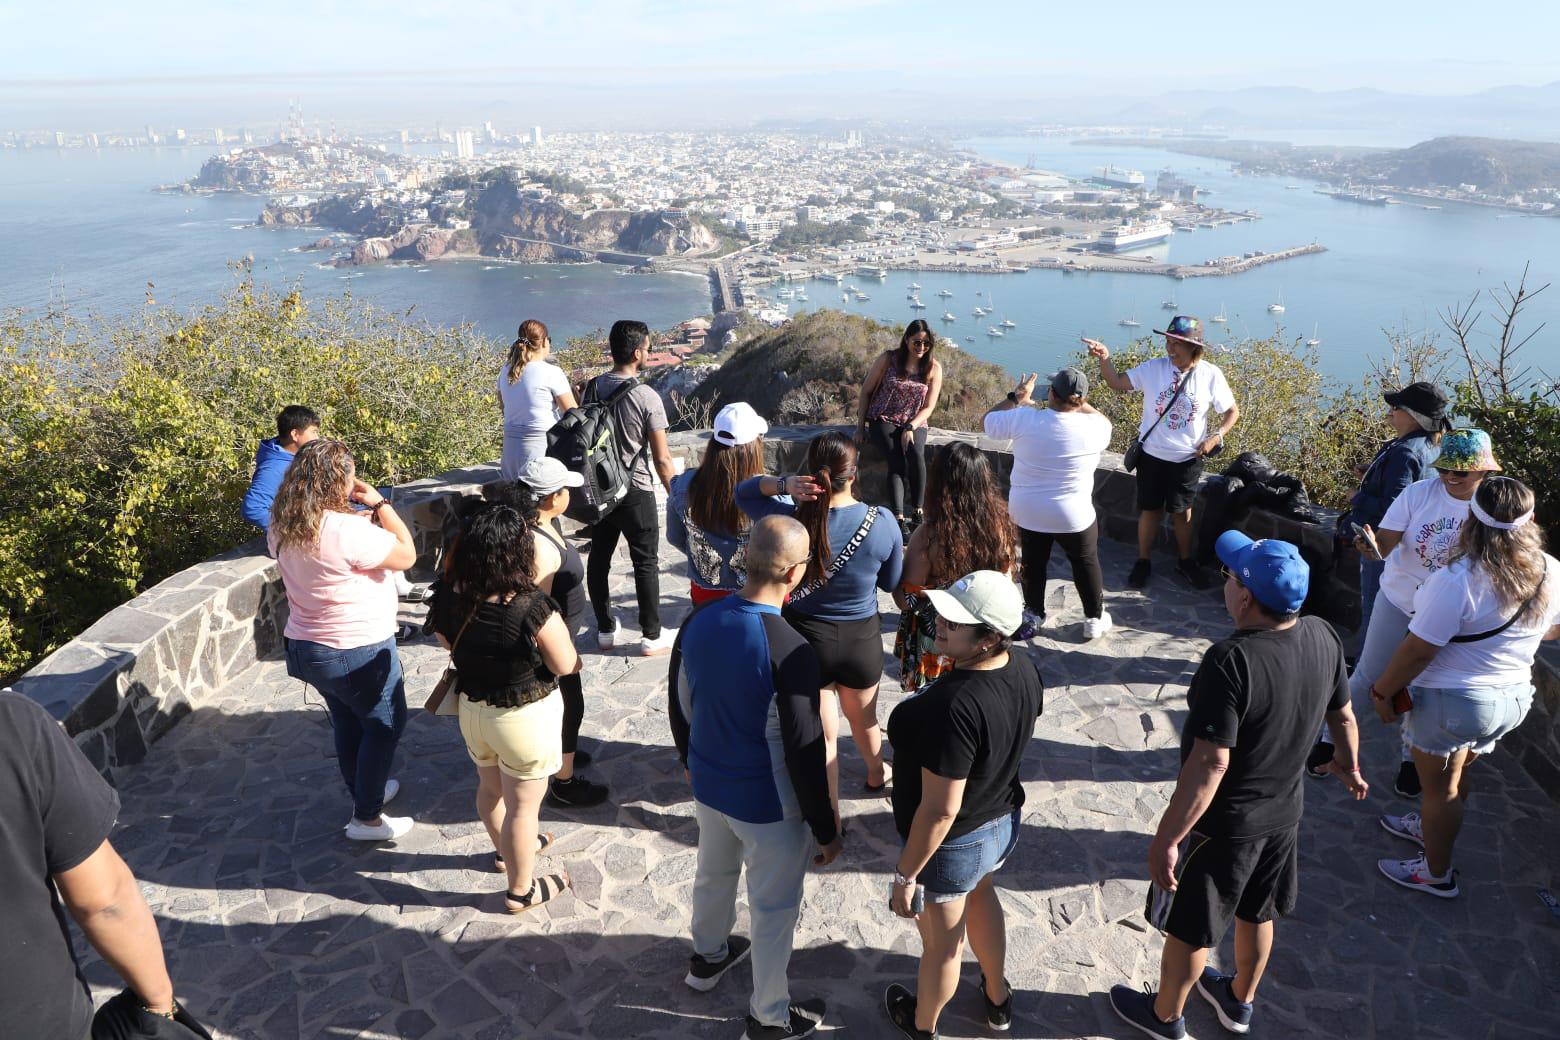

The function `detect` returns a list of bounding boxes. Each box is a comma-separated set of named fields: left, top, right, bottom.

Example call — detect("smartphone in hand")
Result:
left=910, top=884, right=925, bottom=915
left=1352, top=523, right=1383, bottom=561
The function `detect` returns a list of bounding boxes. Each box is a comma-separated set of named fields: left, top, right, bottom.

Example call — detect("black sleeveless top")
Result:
left=534, top=519, right=586, bottom=633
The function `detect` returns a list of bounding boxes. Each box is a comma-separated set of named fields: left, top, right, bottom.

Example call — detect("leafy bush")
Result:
left=0, top=279, right=501, bottom=683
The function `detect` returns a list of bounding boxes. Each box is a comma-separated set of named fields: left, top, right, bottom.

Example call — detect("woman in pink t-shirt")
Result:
left=270, top=440, right=419, bottom=841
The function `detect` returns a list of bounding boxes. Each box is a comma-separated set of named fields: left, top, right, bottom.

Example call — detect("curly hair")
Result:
left=922, top=444, right=1018, bottom=586
left=505, top=318, right=549, bottom=384
left=270, top=439, right=356, bottom=555
left=1453, top=476, right=1550, bottom=625
left=449, top=505, right=539, bottom=609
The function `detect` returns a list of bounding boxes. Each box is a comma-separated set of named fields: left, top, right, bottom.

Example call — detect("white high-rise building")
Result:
left=531, top=125, right=544, bottom=147
left=483, top=121, right=497, bottom=144
left=454, top=129, right=475, bottom=159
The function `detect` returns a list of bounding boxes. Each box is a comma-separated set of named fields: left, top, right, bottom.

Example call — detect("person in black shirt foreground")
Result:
left=1110, top=533, right=1369, bottom=1039
left=882, top=571, right=1043, bottom=1039
left=0, top=691, right=211, bottom=1039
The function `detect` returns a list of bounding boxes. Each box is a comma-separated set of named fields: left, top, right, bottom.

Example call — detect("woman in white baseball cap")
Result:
left=883, top=570, right=1043, bottom=1038
left=667, top=402, right=769, bottom=606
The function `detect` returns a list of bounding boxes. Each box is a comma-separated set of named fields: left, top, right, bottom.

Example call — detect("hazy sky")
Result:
left=6, top=1, right=1560, bottom=131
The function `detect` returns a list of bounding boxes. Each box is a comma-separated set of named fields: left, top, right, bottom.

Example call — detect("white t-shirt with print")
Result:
left=1410, top=552, right=1559, bottom=689
left=1377, top=476, right=1471, bottom=613
left=1126, top=357, right=1236, bottom=463
left=984, top=407, right=1113, bottom=534
left=498, top=361, right=572, bottom=435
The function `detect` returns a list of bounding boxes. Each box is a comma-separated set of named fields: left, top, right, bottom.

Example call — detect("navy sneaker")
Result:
left=1109, top=984, right=1186, bottom=1040
left=1195, top=968, right=1253, bottom=1034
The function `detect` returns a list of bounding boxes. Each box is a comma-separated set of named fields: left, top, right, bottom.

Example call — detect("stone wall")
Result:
left=13, top=427, right=1558, bottom=801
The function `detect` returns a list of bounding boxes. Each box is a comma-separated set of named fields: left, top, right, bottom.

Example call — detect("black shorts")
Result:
left=1136, top=450, right=1205, bottom=514
left=1144, top=826, right=1298, bottom=949
left=783, top=610, right=885, bottom=689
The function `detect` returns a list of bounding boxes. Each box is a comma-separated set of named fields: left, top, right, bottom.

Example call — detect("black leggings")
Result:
left=559, top=672, right=584, bottom=755
left=1020, top=521, right=1105, bottom=619
left=869, top=420, right=928, bottom=517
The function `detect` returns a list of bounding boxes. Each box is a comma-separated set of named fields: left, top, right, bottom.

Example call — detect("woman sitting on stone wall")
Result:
left=270, top=440, right=419, bottom=842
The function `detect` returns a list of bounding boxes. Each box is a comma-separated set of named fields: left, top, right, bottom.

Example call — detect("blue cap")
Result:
left=1215, top=531, right=1309, bottom=615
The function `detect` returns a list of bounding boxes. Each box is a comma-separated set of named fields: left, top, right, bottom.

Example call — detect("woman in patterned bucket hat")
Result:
left=1323, top=428, right=1499, bottom=800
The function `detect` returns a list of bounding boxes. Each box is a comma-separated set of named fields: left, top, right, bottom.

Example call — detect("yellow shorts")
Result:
left=457, top=690, right=564, bottom=781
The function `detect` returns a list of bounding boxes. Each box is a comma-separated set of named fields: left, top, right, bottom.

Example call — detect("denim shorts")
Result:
left=1405, top=682, right=1534, bottom=758
left=920, top=809, right=1020, bottom=904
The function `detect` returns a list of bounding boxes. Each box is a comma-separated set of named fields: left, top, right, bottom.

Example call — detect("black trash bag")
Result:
left=92, top=990, right=213, bottom=1040
left=1223, top=451, right=1278, bottom=485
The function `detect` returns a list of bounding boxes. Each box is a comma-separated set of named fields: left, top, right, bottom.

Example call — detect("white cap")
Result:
left=924, top=570, right=1024, bottom=638
left=712, top=402, right=769, bottom=446
left=518, top=457, right=585, bottom=495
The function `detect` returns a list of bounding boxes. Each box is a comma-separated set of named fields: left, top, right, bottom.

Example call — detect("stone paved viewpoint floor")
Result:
left=77, top=522, right=1560, bottom=1039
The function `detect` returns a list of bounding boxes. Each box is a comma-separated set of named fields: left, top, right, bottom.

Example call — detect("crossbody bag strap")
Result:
left=1449, top=564, right=1547, bottom=643
left=1136, top=366, right=1190, bottom=449
left=790, top=506, right=879, bottom=602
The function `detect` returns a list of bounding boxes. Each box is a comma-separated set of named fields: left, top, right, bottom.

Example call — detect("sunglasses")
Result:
left=1439, top=469, right=1472, bottom=479
left=1220, top=565, right=1242, bottom=586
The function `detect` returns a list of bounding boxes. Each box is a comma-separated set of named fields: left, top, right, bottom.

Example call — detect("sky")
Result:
left=5, top=1, right=1560, bottom=132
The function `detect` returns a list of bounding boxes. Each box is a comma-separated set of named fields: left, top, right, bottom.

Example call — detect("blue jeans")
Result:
left=920, top=809, right=1020, bottom=904
left=1358, top=557, right=1385, bottom=635
left=285, top=636, right=407, bottom=820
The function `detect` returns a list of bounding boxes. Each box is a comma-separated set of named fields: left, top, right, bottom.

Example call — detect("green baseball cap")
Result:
left=925, top=570, right=1024, bottom=638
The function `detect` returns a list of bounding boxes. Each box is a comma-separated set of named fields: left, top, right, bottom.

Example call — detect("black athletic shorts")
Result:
left=1136, top=450, right=1205, bottom=514
left=1144, top=825, right=1299, bottom=949
left=782, top=609, right=885, bottom=689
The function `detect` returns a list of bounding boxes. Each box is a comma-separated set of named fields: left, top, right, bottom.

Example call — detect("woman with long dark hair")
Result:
left=667, top=402, right=769, bottom=605
left=857, top=321, right=944, bottom=533
left=893, top=444, right=1020, bottom=691
left=430, top=504, right=579, bottom=913
left=1371, top=476, right=1559, bottom=898
left=270, top=440, right=418, bottom=841
left=498, top=318, right=578, bottom=478
left=738, top=431, right=904, bottom=818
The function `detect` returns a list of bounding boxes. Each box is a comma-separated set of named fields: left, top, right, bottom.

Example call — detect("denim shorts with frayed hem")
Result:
left=1405, top=682, right=1534, bottom=758
left=919, top=809, right=1020, bottom=904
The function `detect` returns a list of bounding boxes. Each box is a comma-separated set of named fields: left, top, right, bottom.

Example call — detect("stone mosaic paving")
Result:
left=78, top=529, right=1560, bottom=1039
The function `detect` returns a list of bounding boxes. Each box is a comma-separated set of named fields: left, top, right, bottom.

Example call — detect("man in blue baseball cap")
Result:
left=1110, top=531, right=1369, bottom=1039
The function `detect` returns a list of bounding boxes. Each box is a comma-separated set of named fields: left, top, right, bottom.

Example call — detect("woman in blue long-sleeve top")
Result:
left=666, top=403, right=770, bottom=606
left=737, top=430, right=904, bottom=822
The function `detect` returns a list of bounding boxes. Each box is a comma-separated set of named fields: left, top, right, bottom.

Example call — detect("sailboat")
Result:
left=999, top=316, right=1016, bottom=328
left=1161, top=299, right=1178, bottom=310
left=987, top=326, right=1004, bottom=337
left=937, top=288, right=953, bottom=297
left=1306, top=323, right=1321, bottom=347
left=908, top=281, right=922, bottom=290
left=1210, top=303, right=1228, bottom=324
left=1268, top=291, right=1286, bottom=314
left=941, top=310, right=956, bottom=322
left=1118, top=315, right=1142, bottom=327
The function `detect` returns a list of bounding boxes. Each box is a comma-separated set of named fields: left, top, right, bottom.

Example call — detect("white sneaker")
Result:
left=345, top=778, right=401, bottom=826
left=640, top=628, right=677, bottom=657
left=597, top=612, right=622, bottom=651
left=1082, top=611, right=1114, bottom=641
left=344, top=813, right=414, bottom=841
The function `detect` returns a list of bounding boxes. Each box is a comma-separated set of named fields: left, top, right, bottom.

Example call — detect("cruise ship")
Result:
left=857, top=264, right=888, bottom=279
left=1097, top=165, right=1146, bottom=188
left=1096, top=220, right=1174, bottom=252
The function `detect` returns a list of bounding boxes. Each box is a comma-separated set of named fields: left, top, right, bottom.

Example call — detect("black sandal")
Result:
left=492, top=832, right=555, bottom=871
left=504, top=872, right=571, bottom=914
left=864, top=764, right=893, bottom=793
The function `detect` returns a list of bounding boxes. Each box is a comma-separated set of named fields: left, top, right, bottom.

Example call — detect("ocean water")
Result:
left=0, top=146, right=710, bottom=345
left=3, top=140, right=1557, bottom=387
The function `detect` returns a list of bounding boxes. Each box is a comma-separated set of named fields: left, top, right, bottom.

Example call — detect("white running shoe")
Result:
left=640, top=628, right=678, bottom=657
left=597, top=612, right=622, bottom=651
left=344, top=814, right=414, bottom=842
left=1082, top=611, right=1114, bottom=641
left=1379, top=810, right=1424, bottom=847
left=345, top=778, right=401, bottom=826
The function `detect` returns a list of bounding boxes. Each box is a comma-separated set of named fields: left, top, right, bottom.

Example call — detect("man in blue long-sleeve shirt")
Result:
left=240, top=405, right=320, bottom=531
left=669, top=515, right=843, bottom=1040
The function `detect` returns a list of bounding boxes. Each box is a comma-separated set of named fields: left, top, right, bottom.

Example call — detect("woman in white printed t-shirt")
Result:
left=1309, top=429, right=1500, bottom=799
left=1086, top=315, right=1239, bottom=591
left=1366, top=476, right=1559, bottom=899
left=982, top=367, right=1115, bottom=640
left=498, top=318, right=578, bottom=478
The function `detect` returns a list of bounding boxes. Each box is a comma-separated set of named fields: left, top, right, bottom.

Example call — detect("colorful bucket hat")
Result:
left=1153, top=315, right=1204, bottom=345
left=1432, top=428, right=1501, bottom=472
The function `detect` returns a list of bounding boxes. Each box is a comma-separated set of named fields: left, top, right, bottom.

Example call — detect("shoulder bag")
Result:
left=789, top=506, right=880, bottom=602
left=1123, top=367, right=1189, bottom=473
left=423, top=602, right=478, bottom=716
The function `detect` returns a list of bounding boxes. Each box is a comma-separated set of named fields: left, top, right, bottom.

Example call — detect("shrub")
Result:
left=0, top=279, right=501, bottom=683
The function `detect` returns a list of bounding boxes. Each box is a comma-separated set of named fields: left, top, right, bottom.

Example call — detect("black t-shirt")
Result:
left=1179, top=616, right=1349, bottom=839
left=0, top=693, right=121, bottom=1039
left=887, top=653, right=1044, bottom=840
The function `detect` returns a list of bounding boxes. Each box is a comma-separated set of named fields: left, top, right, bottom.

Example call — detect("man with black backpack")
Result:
left=580, top=319, right=680, bottom=656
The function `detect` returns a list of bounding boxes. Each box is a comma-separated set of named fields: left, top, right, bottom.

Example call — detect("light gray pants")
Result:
left=691, top=801, right=812, bottom=1027
left=1320, top=589, right=1413, bottom=762
left=501, top=429, right=549, bottom=480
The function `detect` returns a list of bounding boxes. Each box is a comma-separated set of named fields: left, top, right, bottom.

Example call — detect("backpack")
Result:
left=546, top=376, right=651, bottom=524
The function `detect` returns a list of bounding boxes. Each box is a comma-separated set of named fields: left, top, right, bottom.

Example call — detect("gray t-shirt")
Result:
left=591, top=372, right=668, bottom=492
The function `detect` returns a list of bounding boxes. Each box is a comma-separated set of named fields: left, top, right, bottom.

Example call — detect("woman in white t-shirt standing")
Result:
left=1086, top=315, right=1239, bottom=591
left=498, top=319, right=578, bottom=479
left=1311, top=429, right=1500, bottom=799
left=983, top=367, right=1115, bottom=639
left=1367, top=476, right=1559, bottom=899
